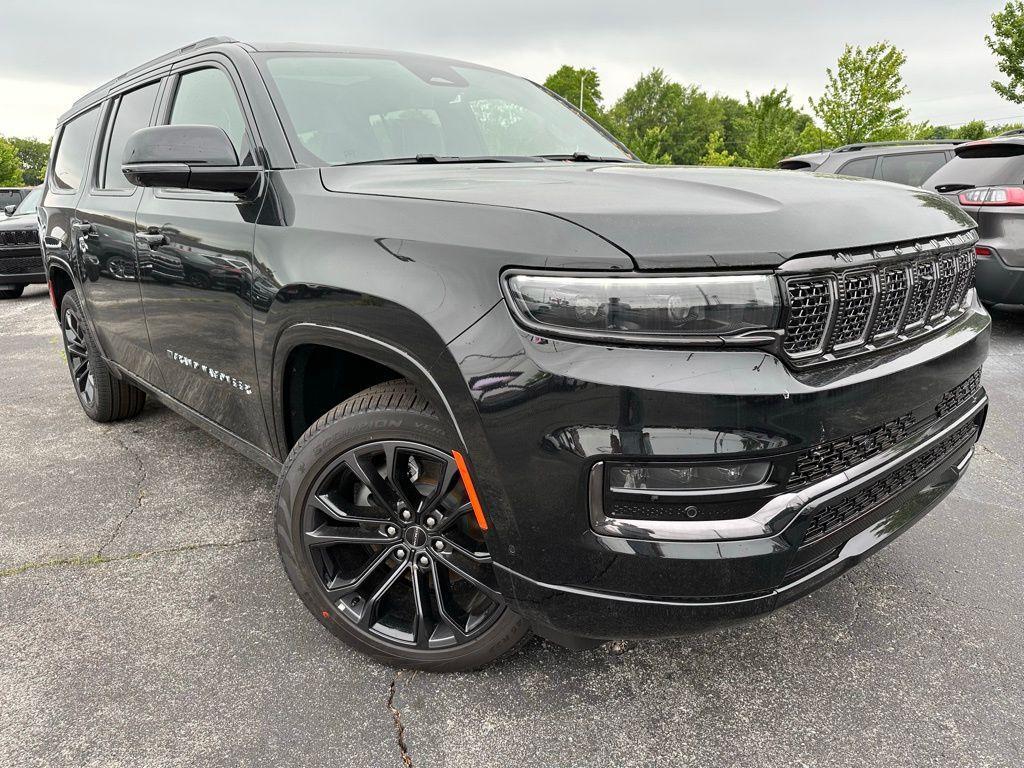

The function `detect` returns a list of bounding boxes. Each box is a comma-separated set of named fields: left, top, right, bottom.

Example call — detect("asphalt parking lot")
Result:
left=1, top=284, right=1022, bottom=768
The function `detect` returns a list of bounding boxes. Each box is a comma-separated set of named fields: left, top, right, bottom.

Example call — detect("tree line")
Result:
left=544, top=1, right=1024, bottom=167
left=5, top=1, right=1024, bottom=185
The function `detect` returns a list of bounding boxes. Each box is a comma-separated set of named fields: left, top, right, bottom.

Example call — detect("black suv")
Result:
left=779, top=141, right=961, bottom=187
left=924, top=134, right=1024, bottom=306
left=40, top=38, right=990, bottom=671
left=0, top=185, right=44, bottom=299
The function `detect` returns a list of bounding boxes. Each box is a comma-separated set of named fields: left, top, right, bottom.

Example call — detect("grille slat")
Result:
left=830, top=271, right=877, bottom=348
left=783, top=237, right=976, bottom=364
left=782, top=278, right=833, bottom=356
left=0, top=228, right=39, bottom=248
left=872, top=266, right=910, bottom=338
left=801, top=422, right=977, bottom=545
left=0, top=254, right=43, bottom=275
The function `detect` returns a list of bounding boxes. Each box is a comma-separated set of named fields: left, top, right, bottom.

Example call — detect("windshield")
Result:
left=12, top=186, right=42, bottom=216
left=257, top=53, right=631, bottom=166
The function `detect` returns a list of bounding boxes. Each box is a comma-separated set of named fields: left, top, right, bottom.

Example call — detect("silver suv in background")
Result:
left=779, top=141, right=963, bottom=187
left=925, top=135, right=1024, bottom=306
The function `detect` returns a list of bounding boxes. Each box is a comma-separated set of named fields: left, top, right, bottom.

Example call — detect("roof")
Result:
left=61, top=37, right=510, bottom=123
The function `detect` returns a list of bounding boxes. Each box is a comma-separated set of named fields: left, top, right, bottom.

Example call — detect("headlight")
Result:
left=503, top=272, right=779, bottom=342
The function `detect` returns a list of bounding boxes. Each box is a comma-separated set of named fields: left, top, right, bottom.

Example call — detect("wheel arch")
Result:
left=270, top=322, right=471, bottom=460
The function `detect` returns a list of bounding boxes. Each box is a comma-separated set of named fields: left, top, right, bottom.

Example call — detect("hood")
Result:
left=0, top=211, right=37, bottom=232
left=321, top=163, right=976, bottom=269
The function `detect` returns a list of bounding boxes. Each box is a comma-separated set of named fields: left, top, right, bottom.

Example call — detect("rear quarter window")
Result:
left=835, top=157, right=876, bottom=178
left=51, top=107, right=101, bottom=192
left=877, top=152, right=948, bottom=187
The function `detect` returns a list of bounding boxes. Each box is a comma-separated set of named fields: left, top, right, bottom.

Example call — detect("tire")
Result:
left=0, top=284, right=25, bottom=299
left=59, top=289, right=146, bottom=422
left=275, top=379, right=532, bottom=671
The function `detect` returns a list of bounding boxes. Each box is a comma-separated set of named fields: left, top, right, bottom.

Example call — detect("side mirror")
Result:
left=3, top=205, right=15, bottom=216
left=121, top=125, right=260, bottom=194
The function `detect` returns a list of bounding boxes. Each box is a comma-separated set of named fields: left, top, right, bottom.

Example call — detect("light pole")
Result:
left=579, top=72, right=589, bottom=113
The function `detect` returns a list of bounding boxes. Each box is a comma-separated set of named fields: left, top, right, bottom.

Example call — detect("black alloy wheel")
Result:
left=275, top=380, right=531, bottom=671
left=303, top=440, right=503, bottom=650
left=63, top=302, right=96, bottom=408
left=58, top=289, right=146, bottom=422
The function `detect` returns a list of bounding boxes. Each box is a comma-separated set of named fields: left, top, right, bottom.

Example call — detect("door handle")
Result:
left=137, top=232, right=167, bottom=247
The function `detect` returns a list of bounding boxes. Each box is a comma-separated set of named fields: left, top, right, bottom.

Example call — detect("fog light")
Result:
left=608, top=462, right=771, bottom=493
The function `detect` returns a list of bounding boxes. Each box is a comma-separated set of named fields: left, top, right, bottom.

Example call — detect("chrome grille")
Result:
left=930, top=255, right=958, bottom=320
left=781, top=232, right=976, bottom=364
left=830, top=271, right=877, bottom=348
left=872, top=266, right=909, bottom=338
left=782, top=278, right=833, bottom=356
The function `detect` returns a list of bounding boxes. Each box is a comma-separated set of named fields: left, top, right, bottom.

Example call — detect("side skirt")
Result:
left=107, top=358, right=283, bottom=476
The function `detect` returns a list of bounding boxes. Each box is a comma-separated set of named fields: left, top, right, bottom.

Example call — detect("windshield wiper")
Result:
left=934, top=183, right=976, bottom=193
left=338, top=154, right=539, bottom=166
left=535, top=152, right=634, bottom=163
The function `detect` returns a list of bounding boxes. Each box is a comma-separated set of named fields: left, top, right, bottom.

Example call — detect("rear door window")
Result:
left=877, top=152, right=948, bottom=187
left=99, top=82, right=161, bottom=190
left=836, top=157, right=876, bottom=178
left=51, top=106, right=101, bottom=192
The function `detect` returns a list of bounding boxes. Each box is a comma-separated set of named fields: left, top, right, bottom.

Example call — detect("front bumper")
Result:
left=497, top=396, right=984, bottom=640
left=0, top=247, right=46, bottom=285
left=446, top=296, right=991, bottom=641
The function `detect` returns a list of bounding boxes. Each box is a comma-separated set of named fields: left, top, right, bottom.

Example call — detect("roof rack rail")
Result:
left=997, top=128, right=1024, bottom=137
left=834, top=139, right=968, bottom=152
left=68, top=36, right=237, bottom=114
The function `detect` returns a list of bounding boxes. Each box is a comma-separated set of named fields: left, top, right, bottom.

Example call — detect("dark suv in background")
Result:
left=40, top=38, right=989, bottom=671
left=0, top=185, right=44, bottom=299
left=779, top=140, right=961, bottom=187
left=925, top=134, right=1024, bottom=306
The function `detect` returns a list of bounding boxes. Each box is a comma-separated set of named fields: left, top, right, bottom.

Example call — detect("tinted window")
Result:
left=836, top=157, right=876, bottom=178
left=0, top=191, right=22, bottom=207
left=101, top=82, right=160, bottom=190
left=169, top=68, right=251, bottom=162
left=877, top=152, right=948, bottom=187
left=52, top=107, right=100, bottom=191
left=259, top=54, right=630, bottom=166
left=925, top=148, right=1024, bottom=189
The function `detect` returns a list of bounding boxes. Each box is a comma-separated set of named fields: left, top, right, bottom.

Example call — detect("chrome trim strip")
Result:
left=589, top=396, right=987, bottom=542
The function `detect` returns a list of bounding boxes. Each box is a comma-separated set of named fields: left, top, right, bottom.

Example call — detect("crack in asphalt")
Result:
left=0, top=537, right=270, bottom=579
left=97, top=432, right=148, bottom=557
left=387, top=674, right=414, bottom=767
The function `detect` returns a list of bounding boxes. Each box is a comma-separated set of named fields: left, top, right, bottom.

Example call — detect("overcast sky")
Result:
left=1, top=0, right=1019, bottom=139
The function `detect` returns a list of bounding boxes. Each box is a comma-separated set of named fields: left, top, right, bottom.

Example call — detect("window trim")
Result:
left=48, top=105, right=102, bottom=196
left=91, top=79, right=164, bottom=197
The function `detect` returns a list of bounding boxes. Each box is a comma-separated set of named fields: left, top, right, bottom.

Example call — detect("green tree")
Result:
left=607, top=69, right=725, bottom=164
left=8, top=137, right=50, bottom=186
left=987, top=2, right=1024, bottom=103
left=740, top=88, right=803, bottom=167
left=543, top=65, right=604, bottom=119
left=699, top=130, right=738, bottom=166
left=808, top=42, right=910, bottom=145
left=0, top=138, right=23, bottom=186
left=795, top=122, right=836, bottom=154
left=628, top=126, right=673, bottom=164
